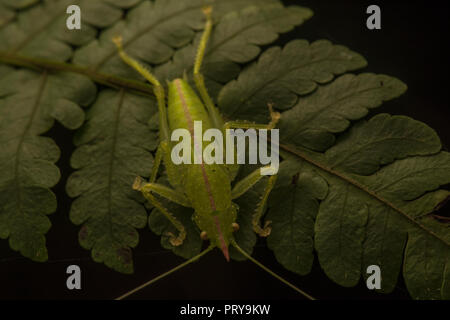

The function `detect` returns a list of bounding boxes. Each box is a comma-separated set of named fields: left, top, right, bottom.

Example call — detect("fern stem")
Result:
left=0, top=52, right=154, bottom=96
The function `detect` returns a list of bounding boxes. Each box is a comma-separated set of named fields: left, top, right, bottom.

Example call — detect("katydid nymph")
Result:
left=112, top=6, right=314, bottom=300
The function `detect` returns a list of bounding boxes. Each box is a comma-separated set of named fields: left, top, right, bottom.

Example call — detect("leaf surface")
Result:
left=72, top=0, right=284, bottom=78
left=0, top=69, right=95, bottom=261
left=66, top=89, right=158, bottom=273
left=0, top=0, right=448, bottom=300
left=216, top=42, right=450, bottom=297
left=0, top=0, right=131, bottom=61
left=267, top=160, right=328, bottom=275
left=270, top=111, right=449, bottom=298
left=156, top=3, right=313, bottom=97
left=219, top=40, right=368, bottom=122
left=279, top=73, right=408, bottom=151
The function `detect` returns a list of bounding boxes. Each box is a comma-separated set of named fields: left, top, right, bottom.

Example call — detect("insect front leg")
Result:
left=112, top=36, right=170, bottom=141
left=192, top=6, right=224, bottom=129
left=231, top=167, right=277, bottom=237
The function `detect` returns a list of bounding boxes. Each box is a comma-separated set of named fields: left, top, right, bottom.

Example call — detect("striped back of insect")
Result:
left=167, top=78, right=213, bottom=134
left=167, top=78, right=236, bottom=260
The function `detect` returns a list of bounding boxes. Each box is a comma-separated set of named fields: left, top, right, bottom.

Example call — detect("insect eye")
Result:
left=232, top=223, right=239, bottom=232
left=200, top=231, right=208, bottom=240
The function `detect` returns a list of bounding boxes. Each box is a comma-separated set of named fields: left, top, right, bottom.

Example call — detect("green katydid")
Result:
left=112, top=6, right=314, bottom=300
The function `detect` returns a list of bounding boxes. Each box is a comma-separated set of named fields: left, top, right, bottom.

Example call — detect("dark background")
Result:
left=0, top=0, right=449, bottom=300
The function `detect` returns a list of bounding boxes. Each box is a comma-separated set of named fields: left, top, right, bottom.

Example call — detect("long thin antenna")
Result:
left=115, top=245, right=214, bottom=300
left=231, top=240, right=316, bottom=300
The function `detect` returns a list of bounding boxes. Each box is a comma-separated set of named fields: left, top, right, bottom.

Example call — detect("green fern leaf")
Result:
left=72, top=0, right=283, bottom=78
left=66, top=90, right=158, bottom=273
left=219, top=40, right=368, bottom=122
left=0, top=0, right=132, bottom=61
left=0, top=69, right=96, bottom=261
left=279, top=74, right=408, bottom=151
left=155, top=3, right=313, bottom=97
left=0, top=0, right=448, bottom=300
left=217, top=35, right=449, bottom=299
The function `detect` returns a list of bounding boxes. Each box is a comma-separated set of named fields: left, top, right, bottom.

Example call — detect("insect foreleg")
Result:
left=112, top=36, right=170, bottom=140
left=194, top=6, right=213, bottom=76
left=192, top=6, right=224, bottom=129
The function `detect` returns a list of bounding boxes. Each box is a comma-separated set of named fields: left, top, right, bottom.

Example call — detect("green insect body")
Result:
left=113, top=7, right=313, bottom=300
left=166, top=78, right=238, bottom=260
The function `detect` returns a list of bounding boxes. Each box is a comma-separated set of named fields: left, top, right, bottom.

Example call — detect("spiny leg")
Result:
left=133, top=141, right=190, bottom=246
left=133, top=177, right=188, bottom=246
left=112, top=36, right=170, bottom=141
left=192, top=6, right=224, bottom=128
left=134, top=177, right=191, bottom=208
left=224, top=103, right=281, bottom=177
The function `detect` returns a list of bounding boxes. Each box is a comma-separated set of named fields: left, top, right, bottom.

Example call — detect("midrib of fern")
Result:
left=105, top=89, right=126, bottom=247
left=0, top=52, right=155, bottom=96
left=13, top=71, right=48, bottom=241
left=279, top=142, right=450, bottom=247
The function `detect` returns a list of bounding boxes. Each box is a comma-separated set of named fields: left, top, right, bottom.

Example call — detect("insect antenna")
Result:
left=115, top=245, right=214, bottom=300
left=230, top=240, right=316, bottom=300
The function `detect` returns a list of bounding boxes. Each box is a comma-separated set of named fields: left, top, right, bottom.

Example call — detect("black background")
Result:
left=0, top=0, right=449, bottom=300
